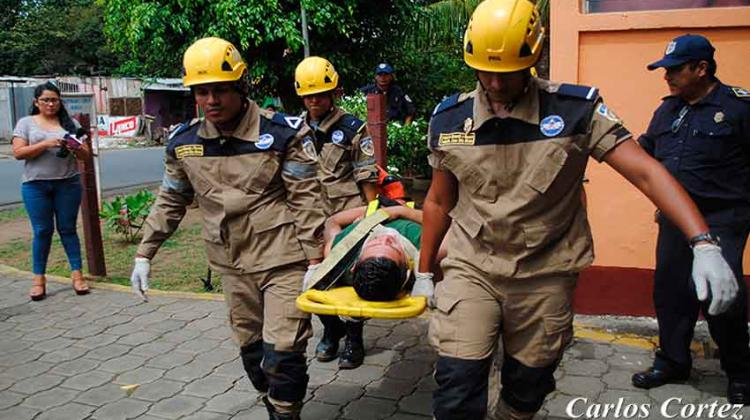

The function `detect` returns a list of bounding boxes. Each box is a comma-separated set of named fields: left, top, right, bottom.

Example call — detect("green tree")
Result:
left=0, top=0, right=117, bottom=76
left=99, top=0, right=422, bottom=112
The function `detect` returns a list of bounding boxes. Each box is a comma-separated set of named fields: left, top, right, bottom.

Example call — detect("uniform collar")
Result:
left=472, top=78, right=540, bottom=131
left=662, top=80, right=724, bottom=107
left=197, top=99, right=260, bottom=142
left=304, top=106, right=344, bottom=134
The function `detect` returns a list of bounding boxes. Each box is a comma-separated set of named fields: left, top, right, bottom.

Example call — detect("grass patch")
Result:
left=0, top=209, right=222, bottom=294
left=0, top=207, right=27, bottom=223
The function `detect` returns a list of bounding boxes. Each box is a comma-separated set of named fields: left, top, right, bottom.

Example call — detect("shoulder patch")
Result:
left=557, top=84, right=599, bottom=101
left=432, top=93, right=464, bottom=116
left=731, top=86, right=750, bottom=99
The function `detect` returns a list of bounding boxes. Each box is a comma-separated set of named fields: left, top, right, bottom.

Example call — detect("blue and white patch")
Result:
left=284, top=116, right=303, bottom=130
left=595, top=103, right=620, bottom=122
left=256, top=133, right=275, bottom=150
left=302, top=136, right=317, bottom=160
left=539, top=115, right=565, bottom=137
left=331, top=130, right=345, bottom=145
left=359, top=137, right=375, bottom=157
left=665, top=41, right=677, bottom=55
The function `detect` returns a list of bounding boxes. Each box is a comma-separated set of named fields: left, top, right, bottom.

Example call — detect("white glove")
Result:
left=130, top=257, right=150, bottom=301
left=302, top=263, right=320, bottom=292
left=411, top=271, right=435, bottom=308
left=692, top=243, right=738, bottom=315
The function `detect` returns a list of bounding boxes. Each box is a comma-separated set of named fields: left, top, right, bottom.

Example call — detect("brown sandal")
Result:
left=71, top=271, right=90, bottom=295
left=30, top=275, right=46, bottom=301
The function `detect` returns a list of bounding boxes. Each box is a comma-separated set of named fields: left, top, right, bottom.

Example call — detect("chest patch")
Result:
left=714, top=111, right=725, bottom=124
left=175, top=144, right=204, bottom=159
left=438, top=132, right=475, bottom=146
left=331, top=130, right=345, bottom=145
left=732, top=87, right=750, bottom=98
left=540, top=115, right=565, bottom=137
left=256, top=133, right=275, bottom=150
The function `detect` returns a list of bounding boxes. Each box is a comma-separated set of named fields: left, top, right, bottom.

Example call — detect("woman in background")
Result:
left=11, top=81, right=91, bottom=300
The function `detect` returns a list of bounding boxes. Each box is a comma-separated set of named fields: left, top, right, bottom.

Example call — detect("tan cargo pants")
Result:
left=221, top=261, right=312, bottom=352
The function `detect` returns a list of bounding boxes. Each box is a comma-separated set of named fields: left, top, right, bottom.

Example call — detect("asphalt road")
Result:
left=0, top=147, right=165, bottom=206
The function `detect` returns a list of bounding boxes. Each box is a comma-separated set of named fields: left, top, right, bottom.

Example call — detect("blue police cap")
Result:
left=375, top=63, right=393, bottom=75
left=647, top=34, right=715, bottom=71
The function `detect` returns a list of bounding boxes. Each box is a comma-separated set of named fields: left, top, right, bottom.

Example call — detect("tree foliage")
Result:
left=100, top=0, right=419, bottom=109
left=0, top=0, right=117, bottom=76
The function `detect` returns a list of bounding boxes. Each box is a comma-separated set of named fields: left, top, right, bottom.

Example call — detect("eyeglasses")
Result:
left=37, top=98, right=60, bottom=104
left=671, top=105, right=689, bottom=133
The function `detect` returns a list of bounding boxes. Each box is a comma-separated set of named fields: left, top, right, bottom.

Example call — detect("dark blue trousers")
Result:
left=653, top=214, right=750, bottom=380
left=21, top=175, right=82, bottom=275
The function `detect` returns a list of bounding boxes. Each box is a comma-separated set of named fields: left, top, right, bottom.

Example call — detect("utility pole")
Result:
left=301, top=3, right=310, bottom=57
left=366, top=94, right=388, bottom=167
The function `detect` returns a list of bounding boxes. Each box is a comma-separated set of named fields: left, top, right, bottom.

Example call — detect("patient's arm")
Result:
left=382, top=206, right=423, bottom=224
left=323, top=206, right=367, bottom=256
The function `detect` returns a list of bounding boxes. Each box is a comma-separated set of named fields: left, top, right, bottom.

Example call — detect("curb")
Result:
left=0, top=263, right=224, bottom=301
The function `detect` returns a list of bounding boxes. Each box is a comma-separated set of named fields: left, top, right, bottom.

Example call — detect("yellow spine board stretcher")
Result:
left=296, top=207, right=426, bottom=319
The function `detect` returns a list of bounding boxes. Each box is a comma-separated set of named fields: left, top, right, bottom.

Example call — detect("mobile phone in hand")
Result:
left=63, top=133, right=83, bottom=150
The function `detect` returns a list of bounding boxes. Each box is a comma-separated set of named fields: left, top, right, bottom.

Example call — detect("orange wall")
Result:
left=550, top=1, right=750, bottom=273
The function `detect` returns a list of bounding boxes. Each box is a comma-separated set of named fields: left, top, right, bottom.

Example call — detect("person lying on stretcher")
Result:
left=301, top=197, right=445, bottom=368
left=304, top=196, right=444, bottom=301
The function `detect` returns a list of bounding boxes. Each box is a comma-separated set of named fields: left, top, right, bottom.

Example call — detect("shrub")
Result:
left=340, top=94, right=430, bottom=178
left=100, top=190, right=155, bottom=243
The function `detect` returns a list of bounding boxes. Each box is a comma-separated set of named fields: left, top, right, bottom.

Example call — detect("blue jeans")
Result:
left=21, top=175, right=83, bottom=275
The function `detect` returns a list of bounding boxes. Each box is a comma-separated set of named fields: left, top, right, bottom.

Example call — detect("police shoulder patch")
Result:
left=731, top=86, right=750, bottom=99
left=557, top=83, right=599, bottom=101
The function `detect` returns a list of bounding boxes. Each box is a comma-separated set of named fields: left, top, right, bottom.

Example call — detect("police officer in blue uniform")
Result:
left=359, top=63, right=416, bottom=124
left=633, top=34, right=750, bottom=405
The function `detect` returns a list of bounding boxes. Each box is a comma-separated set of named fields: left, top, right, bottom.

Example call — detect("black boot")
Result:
left=262, top=395, right=301, bottom=420
left=339, top=321, right=365, bottom=369
left=315, top=315, right=345, bottom=362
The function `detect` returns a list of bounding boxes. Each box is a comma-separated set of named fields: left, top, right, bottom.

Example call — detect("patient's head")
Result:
left=352, top=228, right=408, bottom=301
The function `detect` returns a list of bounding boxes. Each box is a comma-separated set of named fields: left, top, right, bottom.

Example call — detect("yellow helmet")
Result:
left=183, top=37, right=247, bottom=87
left=463, top=0, right=545, bottom=73
left=294, top=56, right=339, bottom=96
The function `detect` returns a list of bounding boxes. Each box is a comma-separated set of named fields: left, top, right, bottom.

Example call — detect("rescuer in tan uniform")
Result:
left=294, top=56, right=379, bottom=369
left=129, top=37, right=325, bottom=420
left=417, top=1, right=738, bottom=419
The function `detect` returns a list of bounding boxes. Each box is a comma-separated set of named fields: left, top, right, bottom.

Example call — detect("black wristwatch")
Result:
left=688, top=232, right=720, bottom=248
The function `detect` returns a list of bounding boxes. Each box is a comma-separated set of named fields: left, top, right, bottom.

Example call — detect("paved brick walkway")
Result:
left=0, top=269, right=748, bottom=420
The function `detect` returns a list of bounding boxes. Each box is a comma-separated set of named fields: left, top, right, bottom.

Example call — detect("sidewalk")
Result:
left=0, top=268, right=748, bottom=420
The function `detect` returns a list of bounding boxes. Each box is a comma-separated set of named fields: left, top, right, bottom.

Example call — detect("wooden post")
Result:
left=366, top=93, right=388, bottom=167
left=76, top=114, right=107, bottom=277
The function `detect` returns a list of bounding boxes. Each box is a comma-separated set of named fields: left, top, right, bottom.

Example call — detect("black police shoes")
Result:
left=632, top=367, right=690, bottom=389
left=728, top=380, right=750, bottom=405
